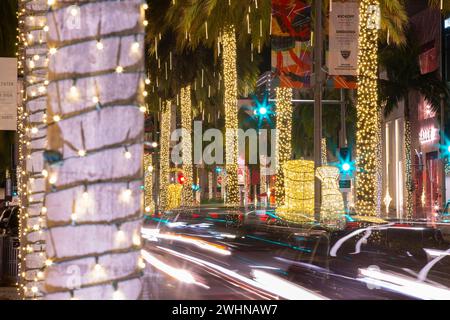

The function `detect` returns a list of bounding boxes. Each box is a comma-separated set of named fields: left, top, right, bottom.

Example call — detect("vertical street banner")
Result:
left=410, top=8, right=441, bottom=75
left=328, top=0, right=359, bottom=76
left=0, top=58, right=17, bottom=131
left=271, top=0, right=312, bottom=88
left=325, top=0, right=359, bottom=89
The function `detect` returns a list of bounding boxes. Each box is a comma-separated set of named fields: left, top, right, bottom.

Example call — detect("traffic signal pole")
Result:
left=314, top=0, right=324, bottom=223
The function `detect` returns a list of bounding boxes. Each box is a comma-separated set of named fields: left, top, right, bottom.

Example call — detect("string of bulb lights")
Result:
left=356, top=0, right=380, bottom=216
left=275, top=87, right=293, bottom=207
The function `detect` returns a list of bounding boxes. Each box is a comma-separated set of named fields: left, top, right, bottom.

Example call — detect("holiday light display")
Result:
left=275, top=87, right=293, bottom=206
left=222, top=25, right=240, bottom=207
left=144, top=153, right=154, bottom=214
left=159, top=101, right=172, bottom=211
left=15, top=0, right=49, bottom=299
left=277, top=160, right=315, bottom=223
left=41, top=0, right=146, bottom=300
left=167, top=184, right=183, bottom=210
left=405, top=120, right=413, bottom=219
left=316, top=166, right=345, bottom=224
left=356, top=0, right=380, bottom=216
left=180, top=85, right=194, bottom=207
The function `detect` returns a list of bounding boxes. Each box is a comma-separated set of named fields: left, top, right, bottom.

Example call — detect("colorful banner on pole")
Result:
left=328, top=0, right=359, bottom=76
left=271, top=0, right=312, bottom=88
left=271, top=0, right=358, bottom=89
left=0, top=58, right=17, bottom=131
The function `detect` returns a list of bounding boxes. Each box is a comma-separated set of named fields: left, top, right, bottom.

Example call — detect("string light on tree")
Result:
left=355, top=0, right=380, bottom=216
left=222, top=25, right=240, bottom=207
left=275, top=87, right=293, bottom=206
left=180, top=85, right=194, bottom=207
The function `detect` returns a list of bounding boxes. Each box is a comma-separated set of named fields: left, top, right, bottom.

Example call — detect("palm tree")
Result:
left=42, top=0, right=145, bottom=300
left=380, top=32, right=449, bottom=219
left=146, top=0, right=264, bottom=207
left=354, top=0, right=410, bottom=216
left=166, top=0, right=271, bottom=207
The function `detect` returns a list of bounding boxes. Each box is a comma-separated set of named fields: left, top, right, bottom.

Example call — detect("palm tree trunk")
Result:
left=43, top=0, right=145, bottom=299
left=275, top=87, right=293, bottom=207
left=222, top=25, right=240, bottom=207
left=404, top=96, right=413, bottom=219
left=159, top=101, right=172, bottom=211
left=180, top=85, right=194, bottom=207
left=356, top=0, right=380, bottom=216
left=19, top=0, right=49, bottom=299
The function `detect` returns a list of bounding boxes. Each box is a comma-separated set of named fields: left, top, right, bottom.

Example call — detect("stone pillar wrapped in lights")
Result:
left=43, top=0, right=146, bottom=299
left=180, top=85, right=194, bottom=207
left=16, top=0, right=49, bottom=299
left=355, top=0, right=381, bottom=216
left=222, top=25, right=240, bottom=207
left=275, top=87, right=293, bottom=207
left=276, top=160, right=315, bottom=223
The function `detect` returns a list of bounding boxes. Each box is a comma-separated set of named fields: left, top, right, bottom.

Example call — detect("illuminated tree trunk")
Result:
left=17, top=0, right=49, bottom=299
left=144, top=153, right=154, bottom=214
left=275, top=87, right=293, bottom=206
left=159, top=101, right=172, bottom=211
left=356, top=0, right=380, bottom=216
left=43, top=0, right=145, bottom=299
left=404, top=99, right=413, bottom=219
left=222, top=25, right=240, bottom=207
left=180, top=85, right=194, bottom=207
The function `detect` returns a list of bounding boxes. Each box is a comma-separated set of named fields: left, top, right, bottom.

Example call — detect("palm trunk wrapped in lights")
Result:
left=356, top=0, right=380, bottom=216
left=43, top=0, right=145, bottom=299
left=222, top=25, right=240, bottom=207
left=180, top=85, right=194, bottom=207
left=18, top=0, right=49, bottom=299
left=159, top=101, right=172, bottom=211
left=275, top=87, right=293, bottom=207
left=404, top=116, right=413, bottom=219
left=144, top=153, right=154, bottom=214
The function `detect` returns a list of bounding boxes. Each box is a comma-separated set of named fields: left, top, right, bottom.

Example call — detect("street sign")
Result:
left=339, top=180, right=351, bottom=190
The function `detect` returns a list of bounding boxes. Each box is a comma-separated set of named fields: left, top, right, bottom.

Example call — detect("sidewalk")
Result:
left=0, top=287, right=18, bottom=300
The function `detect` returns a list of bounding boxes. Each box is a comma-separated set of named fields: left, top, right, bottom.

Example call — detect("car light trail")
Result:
left=330, top=223, right=395, bottom=257
left=252, top=270, right=328, bottom=300
left=418, top=247, right=450, bottom=282
left=142, top=227, right=231, bottom=255
left=141, top=250, right=196, bottom=284
left=155, top=246, right=327, bottom=300
left=359, top=267, right=450, bottom=300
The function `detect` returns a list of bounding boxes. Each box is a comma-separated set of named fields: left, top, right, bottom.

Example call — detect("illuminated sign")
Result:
left=445, top=18, right=450, bottom=29
left=419, top=126, right=439, bottom=144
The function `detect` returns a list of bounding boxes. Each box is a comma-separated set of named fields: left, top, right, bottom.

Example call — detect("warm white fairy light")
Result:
left=78, top=149, right=86, bottom=157
left=275, top=87, right=293, bottom=206
left=355, top=0, right=380, bottom=216
left=116, top=65, right=124, bottom=73
left=131, top=41, right=140, bottom=53
left=49, top=174, right=57, bottom=185
left=222, top=25, right=240, bottom=206
left=96, top=41, right=104, bottom=50
left=180, top=85, right=194, bottom=207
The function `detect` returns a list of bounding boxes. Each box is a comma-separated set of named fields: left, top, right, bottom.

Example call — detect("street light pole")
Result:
left=314, top=0, right=324, bottom=222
